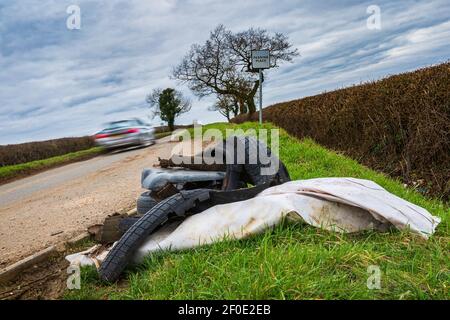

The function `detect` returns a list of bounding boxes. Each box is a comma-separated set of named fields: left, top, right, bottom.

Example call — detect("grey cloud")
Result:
left=0, top=0, right=449, bottom=144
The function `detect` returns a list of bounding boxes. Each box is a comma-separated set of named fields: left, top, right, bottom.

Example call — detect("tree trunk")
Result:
left=168, top=118, right=175, bottom=131
left=246, top=80, right=260, bottom=114
left=237, top=97, right=246, bottom=114
left=232, top=101, right=240, bottom=118
left=246, top=96, right=257, bottom=114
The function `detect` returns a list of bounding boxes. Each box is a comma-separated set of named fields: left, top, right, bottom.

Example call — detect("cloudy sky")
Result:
left=0, top=0, right=449, bottom=144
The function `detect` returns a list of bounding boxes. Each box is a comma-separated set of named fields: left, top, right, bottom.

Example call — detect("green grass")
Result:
left=0, top=147, right=104, bottom=183
left=154, top=131, right=173, bottom=139
left=65, top=122, right=449, bottom=300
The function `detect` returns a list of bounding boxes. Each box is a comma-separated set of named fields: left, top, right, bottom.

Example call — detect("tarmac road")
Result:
left=0, top=137, right=174, bottom=268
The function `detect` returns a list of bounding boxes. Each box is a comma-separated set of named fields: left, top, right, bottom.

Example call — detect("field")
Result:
left=0, top=147, right=104, bottom=184
left=0, top=136, right=103, bottom=184
left=233, top=63, right=450, bottom=201
left=65, top=123, right=449, bottom=300
left=0, top=136, right=96, bottom=166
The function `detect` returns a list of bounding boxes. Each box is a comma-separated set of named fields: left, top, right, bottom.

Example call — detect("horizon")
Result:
left=1, top=0, right=449, bottom=144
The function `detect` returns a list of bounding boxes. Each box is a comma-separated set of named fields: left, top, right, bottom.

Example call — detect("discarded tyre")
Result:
left=99, top=189, right=210, bottom=282
left=99, top=135, right=292, bottom=282
left=136, top=191, right=159, bottom=215
left=221, top=135, right=291, bottom=190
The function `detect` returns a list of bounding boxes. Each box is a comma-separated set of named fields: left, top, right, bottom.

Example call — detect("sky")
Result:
left=0, top=0, right=449, bottom=144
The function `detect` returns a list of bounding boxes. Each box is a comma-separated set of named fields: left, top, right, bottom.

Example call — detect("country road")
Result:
left=0, top=137, right=174, bottom=268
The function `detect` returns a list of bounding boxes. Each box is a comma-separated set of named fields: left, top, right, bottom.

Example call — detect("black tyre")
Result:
left=222, top=136, right=291, bottom=190
left=243, top=136, right=291, bottom=185
left=99, top=189, right=210, bottom=282
left=136, top=192, right=158, bottom=215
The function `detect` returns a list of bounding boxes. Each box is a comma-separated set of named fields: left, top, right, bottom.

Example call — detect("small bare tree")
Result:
left=146, top=88, right=191, bottom=131
left=208, top=95, right=240, bottom=122
left=173, top=25, right=298, bottom=116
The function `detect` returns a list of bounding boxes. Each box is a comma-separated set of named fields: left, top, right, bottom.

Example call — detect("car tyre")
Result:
left=99, top=189, right=211, bottom=282
left=136, top=192, right=159, bottom=215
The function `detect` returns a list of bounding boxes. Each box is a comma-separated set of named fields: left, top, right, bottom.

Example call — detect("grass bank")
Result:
left=0, top=136, right=96, bottom=166
left=65, top=123, right=449, bottom=300
left=0, top=147, right=104, bottom=184
left=233, top=63, right=450, bottom=200
left=154, top=131, right=173, bottom=140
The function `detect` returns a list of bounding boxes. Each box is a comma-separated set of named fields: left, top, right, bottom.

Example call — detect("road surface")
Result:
left=0, top=138, right=174, bottom=268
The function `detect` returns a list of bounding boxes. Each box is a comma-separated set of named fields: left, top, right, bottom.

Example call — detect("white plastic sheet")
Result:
left=66, top=178, right=441, bottom=267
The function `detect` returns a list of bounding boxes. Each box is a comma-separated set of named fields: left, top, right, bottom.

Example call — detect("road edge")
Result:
left=0, top=208, right=137, bottom=285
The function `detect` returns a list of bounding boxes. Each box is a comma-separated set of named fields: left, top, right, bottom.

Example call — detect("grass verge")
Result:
left=0, top=147, right=104, bottom=184
left=65, top=122, right=449, bottom=300
left=154, top=131, right=173, bottom=139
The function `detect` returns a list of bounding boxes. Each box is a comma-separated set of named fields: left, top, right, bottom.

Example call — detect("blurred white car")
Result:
left=94, top=119, right=155, bottom=150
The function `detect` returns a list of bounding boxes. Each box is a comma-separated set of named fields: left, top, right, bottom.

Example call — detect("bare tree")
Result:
left=173, top=25, right=298, bottom=116
left=146, top=88, right=191, bottom=131
left=208, top=95, right=240, bottom=122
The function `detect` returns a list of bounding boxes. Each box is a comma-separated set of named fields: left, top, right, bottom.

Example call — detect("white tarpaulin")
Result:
left=66, top=178, right=441, bottom=267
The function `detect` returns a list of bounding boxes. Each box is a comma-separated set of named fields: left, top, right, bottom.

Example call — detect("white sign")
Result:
left=251, top=50, right=270, bottom=69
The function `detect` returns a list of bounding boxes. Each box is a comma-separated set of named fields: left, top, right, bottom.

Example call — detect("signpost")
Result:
left=251, top=50, right=270, bottom=124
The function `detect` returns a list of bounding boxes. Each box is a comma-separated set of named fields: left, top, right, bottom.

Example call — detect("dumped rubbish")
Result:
left=67, top=135, right=441, bottom=283
left=88, top=213, right=140, bottom=245
left=67, top=178, right=441, bottom=277
left=98, top=135, right=289, bottom=282
left=94, top=135, right=289, bottom=245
